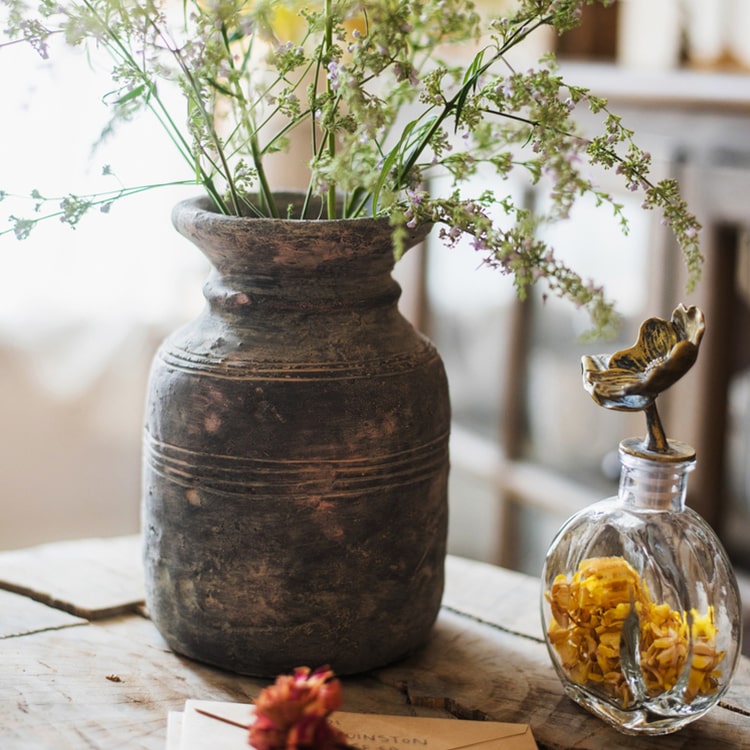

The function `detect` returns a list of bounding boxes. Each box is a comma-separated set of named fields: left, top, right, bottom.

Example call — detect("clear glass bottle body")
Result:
left=541, top=441, right=743, bottom=735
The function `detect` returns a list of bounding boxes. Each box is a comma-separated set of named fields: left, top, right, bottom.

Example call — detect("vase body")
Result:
left=542, top=439, right=742, bottom=735
left=142, top=195, right=450, bottom=676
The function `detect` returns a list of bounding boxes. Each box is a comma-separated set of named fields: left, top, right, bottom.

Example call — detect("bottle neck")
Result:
left=618, top=448, right=695, bottom=511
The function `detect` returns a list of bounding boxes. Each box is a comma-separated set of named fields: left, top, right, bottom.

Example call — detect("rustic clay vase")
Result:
left=142, top=194, right=451, bottom=676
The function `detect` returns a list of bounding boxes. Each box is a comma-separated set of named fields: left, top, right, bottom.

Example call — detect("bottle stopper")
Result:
left=581, top=303, right=705, bottom=462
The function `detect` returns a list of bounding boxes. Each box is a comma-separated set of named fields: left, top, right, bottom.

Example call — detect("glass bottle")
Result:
left=541, top=438, right=743, bottom=735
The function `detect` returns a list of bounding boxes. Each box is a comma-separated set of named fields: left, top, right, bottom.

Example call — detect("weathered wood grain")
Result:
left=0, top=535, right=144, bottom=619
left=0, top=537, right=748, bottom=750
left=444, top=554, right=545, bottom=640
left=1, top=616, right=260, bottom=750
left=0, top=615, right=417, bottom=750
left=0, top=588, right=85, bottom=638
left=378, top=609, right=750, bottom=750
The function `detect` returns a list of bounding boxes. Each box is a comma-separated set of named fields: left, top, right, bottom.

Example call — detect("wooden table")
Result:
left=1, top=536, right=748, bottom=749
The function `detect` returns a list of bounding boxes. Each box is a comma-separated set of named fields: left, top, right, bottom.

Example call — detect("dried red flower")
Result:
left=249, top=666, right=349, bottom=750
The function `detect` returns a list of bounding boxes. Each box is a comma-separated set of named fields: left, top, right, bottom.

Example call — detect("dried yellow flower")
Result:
left=545, top=556, right=725, bottom=707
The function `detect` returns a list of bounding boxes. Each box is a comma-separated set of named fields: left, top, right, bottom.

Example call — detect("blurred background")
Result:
left=1, top=1, right=749, bottom=642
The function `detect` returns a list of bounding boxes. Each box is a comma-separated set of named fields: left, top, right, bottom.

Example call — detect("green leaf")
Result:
left=112, top=83, right=147, bottom=105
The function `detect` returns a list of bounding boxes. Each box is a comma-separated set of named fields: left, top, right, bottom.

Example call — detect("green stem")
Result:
left=392, top=15, right=553, bottom=191
left=324, top=0, right=336, bottom=219
left=171, top=57, right=240, bottom=213
left=302, top=116, right=339, bottom=219
left=251, top=136, right=277, bottom=217
left=80, top=1, right=228, bottom=213
left=0, top=180, right=197, bottom=238
left=218, top=24, right=277, bottom=218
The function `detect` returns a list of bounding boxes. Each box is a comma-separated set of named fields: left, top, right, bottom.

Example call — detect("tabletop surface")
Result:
left=0, top=535, right=748, bottom=750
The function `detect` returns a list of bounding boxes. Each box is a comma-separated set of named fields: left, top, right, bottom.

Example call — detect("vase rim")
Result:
left=171, top=192, right=431, bottom=272
left=176, top=193, right=407, bottom=229
left=172, top=193, right=433, bottom=265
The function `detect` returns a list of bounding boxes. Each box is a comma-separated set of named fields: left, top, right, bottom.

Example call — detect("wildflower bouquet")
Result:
left=1, top=0, right=702, bottom=333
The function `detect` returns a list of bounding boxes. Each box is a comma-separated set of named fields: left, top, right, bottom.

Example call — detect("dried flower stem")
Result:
left=194, top=708, right=249, bottom=731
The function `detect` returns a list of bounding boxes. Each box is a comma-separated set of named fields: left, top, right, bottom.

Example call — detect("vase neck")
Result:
left=201, top=266, right=403, bottom=315
left=618, top=447, right=694, bottom=512
left=171, top=195, right=425, bottom=317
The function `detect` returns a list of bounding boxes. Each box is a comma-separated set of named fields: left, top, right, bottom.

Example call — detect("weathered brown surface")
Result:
left=1, top=536, right=749, bottom=750
left=143, top=200, right=450, bottom=676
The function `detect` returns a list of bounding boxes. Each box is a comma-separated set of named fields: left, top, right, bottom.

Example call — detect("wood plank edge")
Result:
left=440, top=603, right=545, bottom=645
left=0, top=620, right=88, bottom=640
left=0, top=581, right=145, bottom=621
left=717, top=700, right=750, bottom=718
